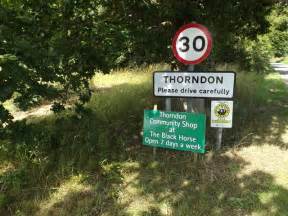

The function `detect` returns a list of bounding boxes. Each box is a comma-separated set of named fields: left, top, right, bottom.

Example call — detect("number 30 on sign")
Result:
left=172, top=23, right=212, bottom=65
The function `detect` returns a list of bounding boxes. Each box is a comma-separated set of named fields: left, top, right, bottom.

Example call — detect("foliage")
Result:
left=281, top=56, right=288, bottom=64
left=0, top=104, right=12, bottom=126
left=0, top=0, right=101, bottom=126
left=240, top=36, right=273, bottom=72
left=50, top=102, right=65, bottom=113
left=0, top=0, right=277, bottom=126
left=0, top=66, right=288, bottom=215
left=267, top=3, right=288, bottom=57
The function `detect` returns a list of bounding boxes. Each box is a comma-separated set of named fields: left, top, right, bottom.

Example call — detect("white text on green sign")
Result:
left=143, top=110, right=206, bottom=153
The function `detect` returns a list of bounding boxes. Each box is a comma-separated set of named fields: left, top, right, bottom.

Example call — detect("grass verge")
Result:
left=0, top=65, right=287, bottom=215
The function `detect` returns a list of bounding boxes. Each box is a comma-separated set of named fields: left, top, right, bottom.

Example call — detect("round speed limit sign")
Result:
left=172, top=23, right=212, bottom=65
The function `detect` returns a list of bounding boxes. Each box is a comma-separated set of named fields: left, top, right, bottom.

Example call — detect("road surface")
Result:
left=271, top=63, right=288, bottom=85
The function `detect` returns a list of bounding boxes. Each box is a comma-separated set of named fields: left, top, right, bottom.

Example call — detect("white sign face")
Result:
left=172, top=23, right=212, bottom=65
left=211, top=101, right=233, bottom=128
left=154, top=72, right=235, bottom=98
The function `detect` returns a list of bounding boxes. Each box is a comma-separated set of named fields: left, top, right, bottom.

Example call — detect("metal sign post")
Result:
left=165, top=98, right=171, bottom=111
left=172, top=23, right=212, bottom=161
left=216, top=128, right=223, bottom=150
left=187, top=65, right=205, bottom=162
left=144, top=23, right=237, bottom=160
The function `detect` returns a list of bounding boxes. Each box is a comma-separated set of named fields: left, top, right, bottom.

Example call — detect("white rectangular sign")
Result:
left=211, top=100, right=233, bottom=128
left=154, top=71, right=235, bottom=98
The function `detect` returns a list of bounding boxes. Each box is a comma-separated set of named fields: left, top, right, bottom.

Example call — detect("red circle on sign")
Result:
left=172, top=23, right=212, bottom=65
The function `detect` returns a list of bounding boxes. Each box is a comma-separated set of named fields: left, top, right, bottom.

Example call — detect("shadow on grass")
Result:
left=225, top=73, right=288, bottom=150
left=122, top=150, right=288, bottom=215
left=0, top=72, right=287, bottom=215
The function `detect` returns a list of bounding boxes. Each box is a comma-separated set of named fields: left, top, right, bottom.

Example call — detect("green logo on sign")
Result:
left=143, top=110, right=206, bottom=153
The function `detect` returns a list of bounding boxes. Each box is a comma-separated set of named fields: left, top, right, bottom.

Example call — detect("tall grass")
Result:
left=0, top=65, right=287, bottom=215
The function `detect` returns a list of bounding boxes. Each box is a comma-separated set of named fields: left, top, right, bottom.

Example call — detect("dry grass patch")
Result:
left=233, top=145, right=288, bottom=188
left=90, top=64, right=167, bottom=90
left=36, top=174, right=93, bottom=216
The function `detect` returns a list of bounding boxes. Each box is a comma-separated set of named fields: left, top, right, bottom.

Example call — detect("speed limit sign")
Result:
left=172, top=23, right=212, bottom=65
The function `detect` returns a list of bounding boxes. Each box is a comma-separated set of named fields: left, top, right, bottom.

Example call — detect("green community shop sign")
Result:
left=143, top=110, right=206, bottom=153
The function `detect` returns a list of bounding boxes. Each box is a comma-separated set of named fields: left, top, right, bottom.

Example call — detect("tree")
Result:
left=0, top=0, right=102, bottom=126
left=0, top=0, right=275, bottom=127
left=267, top=3, right=288, bottom=57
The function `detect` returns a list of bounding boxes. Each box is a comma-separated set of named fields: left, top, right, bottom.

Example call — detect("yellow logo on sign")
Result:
left=214, top=103, right=230, bottom=119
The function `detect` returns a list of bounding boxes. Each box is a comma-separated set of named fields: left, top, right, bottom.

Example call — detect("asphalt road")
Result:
left=271, top=63, right=288, bottom=85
